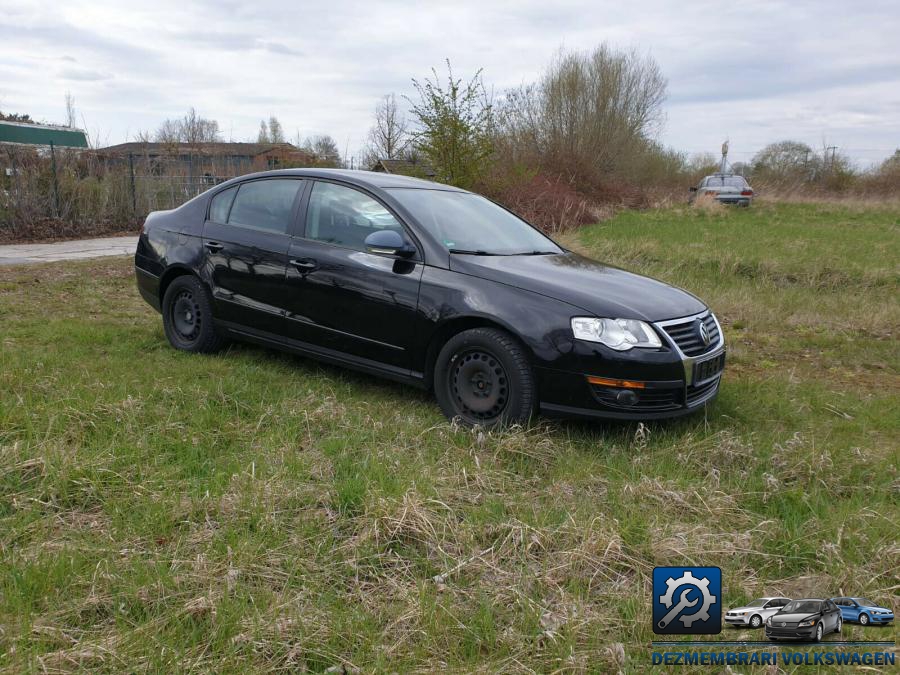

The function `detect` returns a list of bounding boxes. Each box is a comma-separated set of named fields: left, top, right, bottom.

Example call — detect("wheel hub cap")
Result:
left=451, top=350, right=508, bottom=419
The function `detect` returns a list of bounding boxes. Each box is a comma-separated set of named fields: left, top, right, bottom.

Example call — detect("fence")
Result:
left=0, top=144, right=259, bottom=241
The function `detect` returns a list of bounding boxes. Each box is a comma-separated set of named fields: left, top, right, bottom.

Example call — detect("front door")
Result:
left=281, top=180, right=424, bottom=374
left=202, top=178, right=305, bottom=333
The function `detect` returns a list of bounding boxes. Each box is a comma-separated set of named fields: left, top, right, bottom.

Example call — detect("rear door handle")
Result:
left=290, top=258, right=318, bottom=272
left=204, top=241, right=224, bottom=252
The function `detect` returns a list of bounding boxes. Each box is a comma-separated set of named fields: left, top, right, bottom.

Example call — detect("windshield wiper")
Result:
left=517, top=250, right=558, bottom=255
left=448, top=249, right=496, bottom=255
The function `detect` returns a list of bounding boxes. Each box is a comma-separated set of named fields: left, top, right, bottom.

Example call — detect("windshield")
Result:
left=746, top=598, right=767, bottom=607
left=853, top=599, right=875, bottom=607
left=782, top=601, right=821, bottom=614
left=704, top=175, right=748, bottom=188
left=387, top=189, right=562, bottom=255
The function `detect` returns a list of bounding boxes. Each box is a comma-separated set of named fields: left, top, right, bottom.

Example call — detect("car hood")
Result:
left=730, top=606, right=767, bottom=613
left=772, top=613, right=820, bottom=623
left=858, top=605, right=892, bottom=612
left=449, top=252, right=706, bottom=322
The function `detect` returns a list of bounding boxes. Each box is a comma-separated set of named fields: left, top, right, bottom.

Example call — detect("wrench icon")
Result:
left=657, top=588, right=698, bottom=629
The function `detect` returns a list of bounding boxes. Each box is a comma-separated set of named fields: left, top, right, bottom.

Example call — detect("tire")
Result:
left=836, top=617, right=842, bottom=634
left=750, top=614, right=762, bottom=629
left=814, top=623, right=823, bottom=642
left=859, top=613, right=869, bottom=626
left=162, top=275, right=227, bottom=353
left=434, top=327, right=534, bottom=428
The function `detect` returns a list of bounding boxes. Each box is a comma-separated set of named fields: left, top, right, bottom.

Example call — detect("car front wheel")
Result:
left=814, top=623, right=824, bottom=642
left=750, top=615, right=762, bottom=628
left=162, top=275, right=227, bottom=353
left=859, top=613, right=869, bottom=626
left=434, top=328, right=535, bottom=428
left=836, top=617, right=842, bottom=634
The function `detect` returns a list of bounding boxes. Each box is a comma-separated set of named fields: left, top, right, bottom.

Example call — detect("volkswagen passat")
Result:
left=135, top=169, right=726, bottom=427
left=724, top=597, right=791, bottom=629
left=832, top=597, right=894, bottom=626
left=765, top=599, right=842, bottom=642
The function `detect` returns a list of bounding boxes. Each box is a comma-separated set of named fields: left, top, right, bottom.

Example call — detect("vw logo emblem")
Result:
left=696, top=319, right=711, bottom=346
left=780, top=622, right=786, bottom=627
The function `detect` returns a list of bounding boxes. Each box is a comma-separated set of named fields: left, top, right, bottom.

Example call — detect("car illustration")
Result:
left=765, top=598, right=842, bottom=642
left=135, top=169, right=726, bottom=427
left=689, top=173, right=754, bottom=206
left=724, top=597, right=791, bottom=628
left=832, top=597, right=895, bottom=626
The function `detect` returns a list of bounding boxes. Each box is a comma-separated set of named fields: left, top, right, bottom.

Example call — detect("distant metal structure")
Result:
left=720, top=140, right=730, bottom=173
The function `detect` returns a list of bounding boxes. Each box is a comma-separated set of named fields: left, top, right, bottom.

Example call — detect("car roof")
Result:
left=220, top=168, right=468, bottom=192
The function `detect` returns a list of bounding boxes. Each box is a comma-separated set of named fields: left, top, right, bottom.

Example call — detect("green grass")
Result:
left=1, top=200, right=898, bottom=672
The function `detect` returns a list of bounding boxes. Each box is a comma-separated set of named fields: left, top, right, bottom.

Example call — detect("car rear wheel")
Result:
left=162, top=276, right=227, bottom=353
left=750, top=615, right=762, bottom=628
left=434, top=328, right=534, bottom=428
left=859, top=613, right=869, bottom=626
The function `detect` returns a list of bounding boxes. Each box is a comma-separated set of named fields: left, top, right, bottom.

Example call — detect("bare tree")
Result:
left=257, top=119, right=270, bottom=143
left=154, top=108, right=220, bottom=145
left=500, top=44, right=667, bottom=186
left=268, top=116, right=285, bottom=144
left=302, top=135, right=343, bottom=167
left=64, top=92, right=77, bottom=128
left=366, top=94, right=409, bottom=162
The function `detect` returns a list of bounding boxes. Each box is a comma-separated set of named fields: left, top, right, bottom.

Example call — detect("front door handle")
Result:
left=290, top=258, right=318, bottom=272
left=204, top=241, right=224, bottom=252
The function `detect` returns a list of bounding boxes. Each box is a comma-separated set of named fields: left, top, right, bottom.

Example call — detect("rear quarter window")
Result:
left=209, top=186, right=237, bottom=223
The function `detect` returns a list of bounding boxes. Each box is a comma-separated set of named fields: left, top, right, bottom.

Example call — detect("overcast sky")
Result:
left=2, top=0, right=898, bottom=166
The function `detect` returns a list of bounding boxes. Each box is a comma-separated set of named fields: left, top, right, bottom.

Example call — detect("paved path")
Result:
left=0, top=236, right=139, bottom=266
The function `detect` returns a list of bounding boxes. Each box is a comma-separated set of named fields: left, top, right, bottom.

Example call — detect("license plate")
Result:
left=693, top=351, right=725, bottom=383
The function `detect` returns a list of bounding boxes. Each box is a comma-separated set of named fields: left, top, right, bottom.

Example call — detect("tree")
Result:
left=154, top=108, right=220, bottom=145
left=302, top=135, right=343, bottom=167
left=0, top=111, right=34, bottom=123
left=366, top=94, right=409, bottom=162
left=499, top=45, right=666, bottom=187
left=257, top=119, right=270, bottom=143
left=407, top=60, right=493, bottom=188
left=751, top=140, right=818, bottom=182
left=267, top=116, right=285, bottom=143
left=65, top=92, right=77, bottom=128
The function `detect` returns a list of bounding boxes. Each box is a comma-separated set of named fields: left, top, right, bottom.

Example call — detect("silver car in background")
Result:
left=725, top=597, right=792, bottom=628
left=690, top=173, right=755, bottom=206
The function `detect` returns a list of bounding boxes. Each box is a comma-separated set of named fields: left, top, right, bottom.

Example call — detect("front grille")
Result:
left=686, top=377, right=720, bottom=406
left=661, top=312, right=720, bottom=356
left=589, top=385, right=681, bottom=412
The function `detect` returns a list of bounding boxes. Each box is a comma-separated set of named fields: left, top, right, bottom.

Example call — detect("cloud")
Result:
left=0, top=0, right=897, bottom=163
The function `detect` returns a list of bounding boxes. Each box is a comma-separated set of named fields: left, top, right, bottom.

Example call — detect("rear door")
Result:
left=281, top=180, right=425, bottom=373
left=202, top=178, right=305, bottom=333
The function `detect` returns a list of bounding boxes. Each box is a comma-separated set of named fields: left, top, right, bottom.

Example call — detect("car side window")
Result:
left=227, top=179, right=302, bottom=234
left=305, top=181, right=405, bottom=251
left=209, top=186, right=237, bottom=224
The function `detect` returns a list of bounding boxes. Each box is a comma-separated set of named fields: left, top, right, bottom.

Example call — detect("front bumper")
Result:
left=765, top=625, right=817, bottom=640
left=536, top=311, right=725, bottom=421
left=725, top=614, right=753, bottom=626
left=867, top=613, right=894, bottom=624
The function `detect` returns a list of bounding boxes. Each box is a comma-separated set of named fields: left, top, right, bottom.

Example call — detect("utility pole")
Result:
left=825, top=146, right=838, bottom=169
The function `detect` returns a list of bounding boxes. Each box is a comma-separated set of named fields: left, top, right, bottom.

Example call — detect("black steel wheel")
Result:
left=161, top=275, right=227, bottom=353
left=434, top=327, right=534, bottom=428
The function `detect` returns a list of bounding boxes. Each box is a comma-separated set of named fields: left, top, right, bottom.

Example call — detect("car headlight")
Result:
left=571, top=317, right=661, bottom=351
left=798, top=619, right=816, bottom=627
left=766, top=617, right=772, bottom=626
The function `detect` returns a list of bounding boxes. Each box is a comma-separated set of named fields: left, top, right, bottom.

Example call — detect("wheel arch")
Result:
left=159, top=264, right=200, bottom=304
left=422, top=315, right=531, bottom=391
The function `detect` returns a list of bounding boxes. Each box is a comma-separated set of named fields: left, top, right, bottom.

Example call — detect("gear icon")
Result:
left=658, top=570, right=717, bottom=627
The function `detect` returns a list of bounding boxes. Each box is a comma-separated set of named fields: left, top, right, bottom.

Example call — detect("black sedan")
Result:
left=765, top=599, right=843, bottom=642
left=134, top=169, right=725, bottom=427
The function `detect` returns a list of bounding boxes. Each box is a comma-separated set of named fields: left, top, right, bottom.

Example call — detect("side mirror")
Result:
left=364, top=229, right=415, bottom=258
left=689, top=186, right=698, bottom=192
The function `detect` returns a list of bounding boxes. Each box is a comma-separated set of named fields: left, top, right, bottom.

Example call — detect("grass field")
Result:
left=1, top=200, right=897, bottom=672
